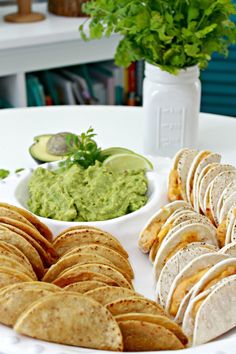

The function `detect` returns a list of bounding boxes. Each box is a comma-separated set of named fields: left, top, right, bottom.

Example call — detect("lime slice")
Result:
left=100, top=147, right=136, bottom=158
left=103, top=153, right=153, bottom=172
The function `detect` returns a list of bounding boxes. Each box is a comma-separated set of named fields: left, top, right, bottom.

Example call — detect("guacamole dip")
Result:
left=27, top=162, right=148, bottom=222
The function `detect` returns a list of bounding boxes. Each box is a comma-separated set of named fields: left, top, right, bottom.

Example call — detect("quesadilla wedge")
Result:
left=182, top=274, right=236, bottom=346
left=139, top=201, right=191, bottom=254
left=165, top=253, right=228, bottom=322
left=168, top=148, right=198, bottom=201
left=153, top=223, right=218, bottom=282
left=157, top=242, right=217, bottom=307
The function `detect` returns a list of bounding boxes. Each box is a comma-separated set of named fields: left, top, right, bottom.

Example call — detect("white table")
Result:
left=0, top=105, right=235, bottom=170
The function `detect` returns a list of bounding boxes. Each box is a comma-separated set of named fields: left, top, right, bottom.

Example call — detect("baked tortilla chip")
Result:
left=64, top=244, right=134, bottom=280
left=53, top=229, right=128, bottom=258
left=53, top=263, right=132, bottom=289
left=52, top=270, right=119, bottom=287
left=0, top=203, right=53, bottom=241
left=0, top=228, right=44, bottom=279
left=86, top=286, right=141, bottom=306
left=0, top=255, right=36, bottom=280
left=64, top=281, right=110, bottom=293
left=14, top=292, right=123, bottom=351
left=0, top=282, right=60, bottom=326
left=42, top=253, right=116, bottom=282
left=118, top=320, right=184, bottom=351
left=116, top=313, right=188, bottom=346
left=0, top=266, right=32, bottom=288
left=106, top=297, right=165, bottom=316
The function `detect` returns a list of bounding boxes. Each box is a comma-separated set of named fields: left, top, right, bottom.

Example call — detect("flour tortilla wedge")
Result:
left=168, top=149, right=198, bottom=202
left=116, top=313, right=188, bottom=346
left=165, top=253, right=228, bottom=322
left=0, top=228, right=44, bottom=278
left=157, top=242, right=217, bottom=307
left=64, top=281, right=111, bottom=293
left=153, top=223, right=218, bottom=282
left=0, top=282, right=60, bottom=326
left=14, top=292, right=123, bottom=351
left=193, top=154, right=221, bottom=212
left=149, top=212, right=213, bottom=263
left=139, top=201, right=190, bottom=253
left=106, top=297, right=165, bottom=316
left=53, top=263, right=132, bottom=289
left=217, top=180, right=236, bottom=222
left=119, top=320, right=184, bottom=351
left=42, top=253, right=120, bottom=283
left=0, top=266, right=32, bottom=288
left=219, top=192, right=236, bottom=225
left=217, top=204, right=236, bottom=247
left=0, top=203, right=53, bottom=241
left=53, top=229, right=128, bottom=258
left=186, top=150, right=211, bottom=205
left=63, top=244, right=134, bottom=280
left=200, top=164, right=235, bottom=214
left=190, top=257, right=236, bottom=300
left=182, top=274, right=236, bottom=346
left=86, top=286, right=140, bottom=306
left=0, top=217, right=57, bottom=266
left=207, top=170, right=236, bottom=226
left=219, top=242, right=236, bottom=257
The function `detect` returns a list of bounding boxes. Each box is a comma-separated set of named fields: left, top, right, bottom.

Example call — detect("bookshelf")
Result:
left=0, top=2, right=120, bottom=107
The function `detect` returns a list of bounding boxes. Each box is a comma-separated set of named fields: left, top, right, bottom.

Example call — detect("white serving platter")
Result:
left=0, top=157, right=235, bottom=354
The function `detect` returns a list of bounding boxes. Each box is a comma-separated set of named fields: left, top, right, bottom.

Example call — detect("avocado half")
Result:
left=29, top=134, right=64, bottom=164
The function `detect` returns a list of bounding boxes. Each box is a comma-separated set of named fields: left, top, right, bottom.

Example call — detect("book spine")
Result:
left=127, top=62, right=136, bottom=106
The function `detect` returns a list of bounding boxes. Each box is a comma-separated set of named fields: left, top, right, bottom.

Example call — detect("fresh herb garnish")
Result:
left=60, top=127, right=105, bottom=169
left=80, top=0, right=236, bottom=74
left=0, top=169, right=10, bottom=180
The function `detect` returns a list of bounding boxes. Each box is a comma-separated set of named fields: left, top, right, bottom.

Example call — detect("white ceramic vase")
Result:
left=143, top=62, right=201, bottom=158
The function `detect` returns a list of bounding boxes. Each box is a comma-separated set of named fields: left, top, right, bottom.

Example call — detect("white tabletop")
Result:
left=0, top=105, right=235, bottom=171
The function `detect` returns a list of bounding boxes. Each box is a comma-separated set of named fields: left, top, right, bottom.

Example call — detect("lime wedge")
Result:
left=100, top=147, right=136, bottom=158
left=103, top=153, right=153, bottom=172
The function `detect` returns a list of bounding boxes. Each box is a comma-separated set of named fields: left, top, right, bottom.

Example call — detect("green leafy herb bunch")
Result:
left=80, top=0, right=236, bottom=73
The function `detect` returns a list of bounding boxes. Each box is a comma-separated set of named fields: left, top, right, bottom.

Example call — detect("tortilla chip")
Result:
left=0, top=203, right=53, bottom=241
left=106, top=297, right=165, bottom=316
left=0, top=217, right=57, bottom=266
left=86, top=286, right=141, bottom=306
left=118, top=320, right=184, bottom=351
left=0, top=228, right=44, bottom=279
left=42, top=253, right=117, bottom=282
left=64, top=244, right=134, bottom=280
left=52, top=270, right=119, bottom=287
left=0, top=266, right=32, bottom=288
left=53, top=229, right=128, bottom=259
left=14, top=292, right=123, bottom=351
left=0, top=241, right=36, bottom=280
left=116, top=313, right=188, bottom=345
left=0, top=282, right=60, bottom=326
left=64, top=281, right=111, bottom=294
left=0, top=206, right=34, bottom=228
left=53, top=263, right=132, bottom=289
left=0, top=255, right=36, bottom=280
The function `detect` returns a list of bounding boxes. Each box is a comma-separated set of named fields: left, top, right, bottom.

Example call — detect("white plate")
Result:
left=0, top=157, right=235, bottom=354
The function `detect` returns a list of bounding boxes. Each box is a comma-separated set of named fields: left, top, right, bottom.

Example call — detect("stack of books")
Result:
left=26, top=60, right=145, bottom=107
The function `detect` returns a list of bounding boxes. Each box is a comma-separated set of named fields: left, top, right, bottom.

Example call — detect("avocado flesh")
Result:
left=29, top=135, right=65, bottom=164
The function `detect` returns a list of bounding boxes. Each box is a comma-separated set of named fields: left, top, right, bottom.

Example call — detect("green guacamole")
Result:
left=27, top=162, right=148, bottom=222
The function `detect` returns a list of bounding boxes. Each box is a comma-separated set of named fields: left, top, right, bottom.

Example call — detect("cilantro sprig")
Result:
left=60, top=127, right=104, bottom=169
left=0, top=169, right=9, bottom=180
left=80, top=0, right=236, bottom=74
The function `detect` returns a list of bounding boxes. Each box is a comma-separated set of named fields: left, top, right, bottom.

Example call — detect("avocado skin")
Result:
left=29, top=134, right=64, bottom=164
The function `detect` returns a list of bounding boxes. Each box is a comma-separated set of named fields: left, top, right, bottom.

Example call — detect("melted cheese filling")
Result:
left=168, top=170, right=182, bottom=202
left=216, top=220, right=227, bottom=248
left=170, top=268, right=209, bottom=317
left=165, top=232, right=201, bottom=264
left=150, top=224, right=173, bottom=261
left=201, top=266, right=236, bottom=292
